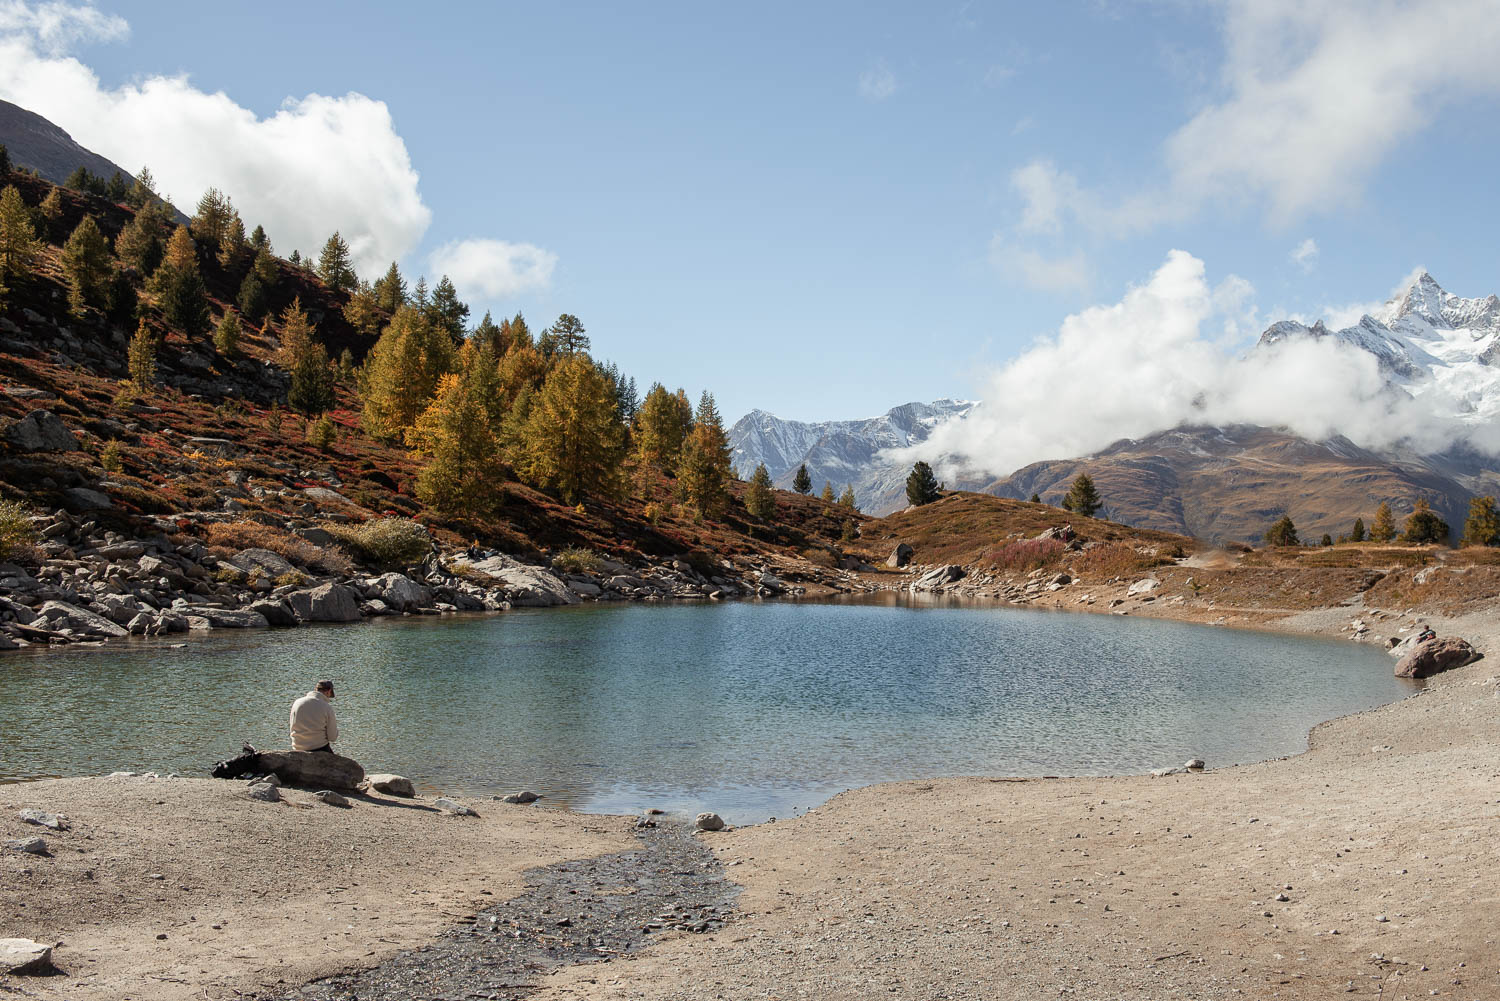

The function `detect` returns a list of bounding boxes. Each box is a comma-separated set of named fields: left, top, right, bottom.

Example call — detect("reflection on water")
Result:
left=0, top=598, right=1413, bottom=824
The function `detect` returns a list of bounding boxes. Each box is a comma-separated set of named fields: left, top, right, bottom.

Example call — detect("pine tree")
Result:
left=288, top=343, right=335, bottom=415
left=359, top=305, right=457, bottom=441
left=838, top=485, right=857, bottom=510
left=540, top=313, right=589, bottom=357
left=1351, top=517, right=1366, bottom=543
left=745, top=463, right=776, bottom=520
left=251, top=245, right=277, bottom=287
left=1061, top=473, right=1102, bottom=518
left=1371, top=501, right=1397, bottom=542
left=678, top=391, right=733, bottom=516
left=306, top=414, right=336, bottom=451
left=236, top=272, right=267, bottom=321
left=0, top=143, right=9, bottom=176
left=470, top=312, right=503, bottom=356
left=1402, top=498, right=1449, bottom=545
left=821, top=481, right=835, bottom=502
left=373, top=261, right=405, bottom=312
left=249, top=223, right=269, bottom=251
left=1264, top=515, right=1299, bottom=547
left=0, top=185, right=39, bottom=286
left=411, top=275, right=428, bottom=309
left=1461, top=495, right=1500, bottom=547
left=792, top=463, right=812, bottom=495
left=1029, top=492, right=1041, bottom=504
left=513, top=353, right=625, bottom=503
left=60, top=216, right=113, bottom=316
left=105, top=171, right=129, bottom=202
left=408, top=371, right=504, bottom=513
left=317, top=231, right=357, bottom=292
left=162, top=266, right=211, bottom=337
left=905, top=461, right=941, bottom=507
left=214, top=311, right=242, bottom=357
left=427, top=275, right=469, bottom=344
left=36, top=187, right=63, bottom=238
left=127, top=319, right=155, bottom=392
left=218, top=211, right=247, bottom=269
left=64, top=166, right=91, bottom=191
left=505, top=312, right=533, bottom=353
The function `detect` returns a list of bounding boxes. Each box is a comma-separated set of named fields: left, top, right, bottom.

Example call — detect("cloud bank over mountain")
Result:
left=889, top=251, right=1500, bottom=482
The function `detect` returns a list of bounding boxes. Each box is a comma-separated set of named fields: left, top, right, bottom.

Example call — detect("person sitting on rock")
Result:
left=290, top=680, right=339, bottom=753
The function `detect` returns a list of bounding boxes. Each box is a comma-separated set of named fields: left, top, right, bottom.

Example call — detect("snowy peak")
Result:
left=1255, top=273, right=1500, bottom=419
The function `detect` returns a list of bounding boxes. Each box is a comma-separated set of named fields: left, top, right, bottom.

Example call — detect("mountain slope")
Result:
left=0, top=99, right=137, bottom=186
left=729, top=399, right=974, bottom=514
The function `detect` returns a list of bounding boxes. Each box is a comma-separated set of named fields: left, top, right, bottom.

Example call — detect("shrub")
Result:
left=643, top=500, right=665, bottom=525
left=323, top=517, right=431, bottom=569
left=552, top=545, right=602, bottom=575
left=0, top=500, right=40, bottom=563
left=985, top=538, right=1065, bottom=573
left=273, top=570, right=307, bottom=588
left=203, top=520, right=353, bottom=575
left=100, top=440, right=124, bottom=472
left=214, top=565, right=246, bottom=585
left=307, top=414, right=336, bottom=451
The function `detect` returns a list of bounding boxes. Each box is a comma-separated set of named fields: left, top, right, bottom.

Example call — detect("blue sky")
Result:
left=1, top=1, right=1497, bottom=430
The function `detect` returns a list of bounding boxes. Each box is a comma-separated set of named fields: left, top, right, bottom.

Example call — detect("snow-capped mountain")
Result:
left=728, top=399, right=975, bottom=514
left=1257, top=272, right=1500, bottom=420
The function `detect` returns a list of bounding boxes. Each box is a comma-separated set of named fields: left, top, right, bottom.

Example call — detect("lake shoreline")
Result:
left=5, top=602, right=1496, bottom=997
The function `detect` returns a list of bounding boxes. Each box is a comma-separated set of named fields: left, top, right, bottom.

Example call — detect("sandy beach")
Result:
left=4, top=605, right=1498, bottom=1000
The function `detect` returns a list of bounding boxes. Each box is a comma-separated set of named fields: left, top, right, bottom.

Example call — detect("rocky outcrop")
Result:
left=3, top=409, right=77, bottom=451
left=886, top=543, right=913, bottom=568
left=1394, top=637, right=1483, bottom=679
left=212, top=747, right=365, bottom=791
left=451, top=554, right=579, bottom=607
left=911, top=565, right=964, bottom=591
left=286, top=583, right=361, bottom=623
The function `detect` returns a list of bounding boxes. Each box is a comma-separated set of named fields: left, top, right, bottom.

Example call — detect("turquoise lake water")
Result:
left=0, top=596, right=1412, bottom=824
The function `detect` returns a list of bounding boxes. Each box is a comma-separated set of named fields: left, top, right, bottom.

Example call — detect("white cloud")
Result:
left=890, top=250, right=1492, bottom=480
left=1289, top=237, right=1318, bottom=272
left=858, top=61, right=897, bottom=101
left=428, top=238, right=557, bottom=300
left=0, top=0, right=124, bottom=53
left=1001, top=2, right=1500, bottom=265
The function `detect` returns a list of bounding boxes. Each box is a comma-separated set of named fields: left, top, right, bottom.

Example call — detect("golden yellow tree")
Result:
left=408, top=371, right=504, bottom=513
left=678, top=391, right=732, bottom=517
left=513, top=354, right=625, bottom=503
left=359, top=305, right=456, bottom=441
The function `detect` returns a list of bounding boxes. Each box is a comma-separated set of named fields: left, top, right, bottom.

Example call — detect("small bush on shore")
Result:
left=324, top=517, right=431, bottom=569
left=1071, top=542, right=1166, bottom=577
left=552, top=545, right=602, bottom=575
left=0, top=500, right=40, bottom=564
left=985, top=538, right=1064, bottom=572
left=204, top=520, right=353, bottom=576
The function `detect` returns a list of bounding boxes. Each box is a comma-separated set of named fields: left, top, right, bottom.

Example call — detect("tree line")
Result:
left=1264, top=496, right=1500, bottom=548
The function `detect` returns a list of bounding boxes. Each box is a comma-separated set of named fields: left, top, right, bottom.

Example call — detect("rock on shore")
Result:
left=1394, top=636, right=1482, bottom=678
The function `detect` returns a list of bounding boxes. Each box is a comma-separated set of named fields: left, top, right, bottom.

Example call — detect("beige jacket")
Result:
left=289, top=691, right=339, bottom=750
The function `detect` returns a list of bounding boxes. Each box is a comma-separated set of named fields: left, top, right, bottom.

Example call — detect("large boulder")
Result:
left=62, top=486, right=112, bottom=511
left=231, top=548, right=296, bottom=579
left=213, top=748, right=364, bottom=791
left=0, top=938, right=55, bottom=975
left=287, top=583, right=361, bottom=623
left=3, top=409, right=77, bottom=452
left=249, top=598, right=298, bottom=627
left=365, top=773, right=415, bottom=797
left=1394, top=637, right=1483, bottom=679
left=35, top=600, right=128, bottom=638
left=374, top=572, right=430, bottom=612
left=886, top=543, right=914, bottom=568
left=451, top=554, right=579, bottom=607
left=913, top=564, right=964, bottom=591
left=182, top=606, right=269, bottom=629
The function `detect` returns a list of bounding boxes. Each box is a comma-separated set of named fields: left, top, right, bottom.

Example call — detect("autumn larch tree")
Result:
left=821, top=481, right=835, bottom=503
left=634, top=383, right=693, bottom=471
left=1370, top=501, right=1397, bottom=542
left=127, top=319, right=156, bottom=393
left=0, top=185, right=39, bottom=295
left=1461, top=495, right=1500, bottom=547
left=373, top=261, right=406, bottom=313
left=678, top=391, right=733, bottom=517
left=278, top=300, right=335, bottom=415
left=1061, top=473, right=1101, bottom=518
left=745, top=463, right=776, bottom=521
left=214, top=310, right=242, bottom=357
left=905, top=461, right=941, bottom=507
left=838, top=485, right=857, bottom=510
left=513, top=353, right=625, bottom=503
left=792, top=463, right=812, bottom=495
left=408, top=369, right=504, bottom=513
left=359, top=305, right=457, bottom=441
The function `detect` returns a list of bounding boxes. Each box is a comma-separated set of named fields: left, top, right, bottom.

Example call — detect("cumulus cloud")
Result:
left=1289, top=237, right=1318, bottom=272
left=999, top=2, right=1500, bottom=273
left=0, top=0, right=124, bottom=52
left=858, top=61, right=897, bottom=101
left=889, top=250, right=1494, bottom=481
left=428, top=238, right=557, bottom=300
left=0, top=10, right=430, bottom=276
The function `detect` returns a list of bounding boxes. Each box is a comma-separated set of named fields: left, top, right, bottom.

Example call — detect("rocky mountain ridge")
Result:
left=0, top=98, right=137, bottom=187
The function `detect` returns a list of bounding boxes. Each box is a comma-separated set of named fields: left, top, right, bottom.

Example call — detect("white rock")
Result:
left=1128, top=578, right=1161, bottom=596
left=245, top=782, right=280, bottom=803
left=18, top=808, right=68, bottom=830
left=0, top=938, right=54, bottom=975
left=366, top=774, right=415, bottom=798
left=433, top=797, right=479, bottom=817
left=498, top=791, right=541, bottom=804
left=695, top=812, right=726, bottom=832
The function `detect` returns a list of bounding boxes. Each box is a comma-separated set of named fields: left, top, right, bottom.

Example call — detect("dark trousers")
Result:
left=307, top=744, right=332, bottom=754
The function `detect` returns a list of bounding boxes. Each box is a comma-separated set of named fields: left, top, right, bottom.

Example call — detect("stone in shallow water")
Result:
left=695, top=812, right=726, bottom=832
left=497, top=790, right=540, bottom=804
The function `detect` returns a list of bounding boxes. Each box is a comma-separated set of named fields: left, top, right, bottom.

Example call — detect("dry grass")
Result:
left=202, top=521, right=353, bottom=576
left=1070, top=542, right=1171, bottom=578
left=322, top=517, right=431, bottom=570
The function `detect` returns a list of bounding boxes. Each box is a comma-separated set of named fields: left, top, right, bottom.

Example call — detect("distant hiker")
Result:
left=1417, top=626, right=1437, bottom=644
left=290, top=680, right=339, bottom=753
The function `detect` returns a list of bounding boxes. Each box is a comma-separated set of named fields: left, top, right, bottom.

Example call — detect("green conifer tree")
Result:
left=60, top=216, right=113, bottom=316
left=1370, top=501, right=1397, bottom=542
left=214, top=311, right=242, bottom=357
left=678, top=391, right=733, bottom=516
left=427, top=275, right=469, bottom=344
left=1061, top=473, right=1102, bottom=518
left=359, top=305, right=457, bottom=441
left=1264, top=515, right=1299, bottom=547
left=745, top=463, right=776, bottom=520
left=838, top=485, right=857, bottom=510
left=1402, top=499, right=1449, bottom=545
left=792, top=463, right=812, bottom=495
left=539, top=313, right=589, bottom=357
left=513, top=353, right=625, bottom=503
left=373, top=261, right=405, bottom=312
left=905, top=461, right=941, bottom=507
left=317, top=231, right=357, bottom=292
left=127, top=320, right=156, bottom=392
left=1351, top=517, right=1366, bottom=543
left=0, top=185, right=39, bottom=287
left=1461, top=496, right=1500, bottom=547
